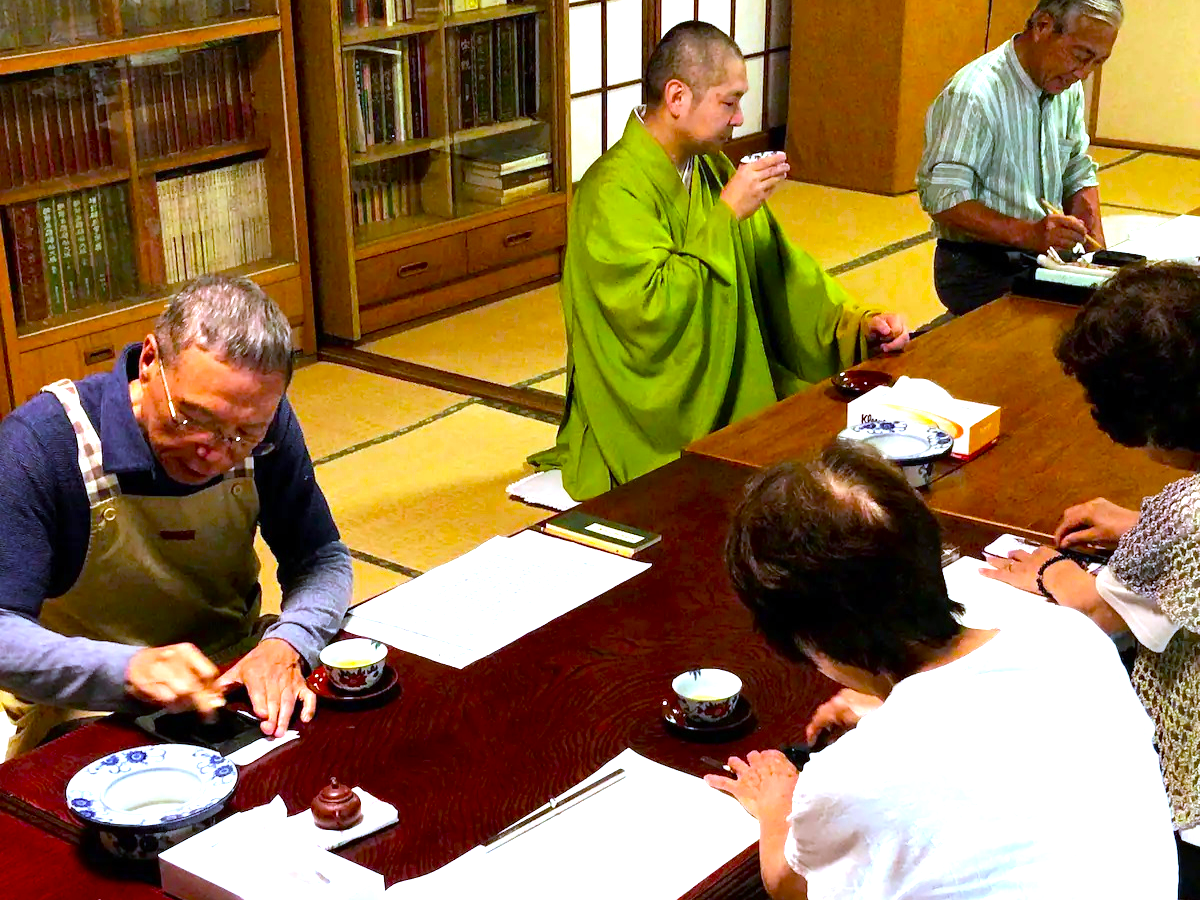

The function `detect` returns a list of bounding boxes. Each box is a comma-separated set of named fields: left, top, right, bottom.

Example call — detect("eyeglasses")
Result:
left=156, top=350, right=274, bottom=456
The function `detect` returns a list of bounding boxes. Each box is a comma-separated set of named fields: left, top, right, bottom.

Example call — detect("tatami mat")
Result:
left=314, top=404, right=556, bottom=573
left=255, top=535, right=411, bottom=615
left=1098, top=153, right=1200, bottom=214
left=835, top=240, right=944, bottom=332
left=530, top=372, right=567, bottom=395
left=1090, top=146, right=1139, bottom=168
left=1100, top=207, right=1174, bottom=247
left=287, top=362, right=463, bottom=462
left=362, top=283, right=566, bottom=388
left=769, top=181, right=931, bottom=269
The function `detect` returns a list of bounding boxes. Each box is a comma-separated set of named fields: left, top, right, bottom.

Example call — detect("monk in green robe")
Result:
left=534, top=22, right=909, bottom=500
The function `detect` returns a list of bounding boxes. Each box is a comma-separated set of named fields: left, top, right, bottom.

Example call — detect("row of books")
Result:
left=343, top=0, right=420, bottom=28
left=459, top=131, right=550, bottom=205
left=158, top=160, right=272, bottom=285
left=121, top=1, right=253, bottom=32
left=4, top=185, right=138, bottom=325
left=0, top=3, right=100, bottom=50
left=445, top=0, right=525, bottom=14
left=351, top=158, right=419, bottom=227
left=455, top=16, right=539, bottom=130
left=0, top=66, right=117, bottom=191
left=345, top=40, right=430, bottom=153
left=131, top=43, right=257, bottom=161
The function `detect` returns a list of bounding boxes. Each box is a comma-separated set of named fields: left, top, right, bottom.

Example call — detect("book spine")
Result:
left=0, top=83, right=17, bottom=189
left=345, top=55, right=364, bottom=153
left=223, top=44, right=240, bottom=140
left=368, top=55, right=384, bottom=145
left=83, top=188, right=111, bottom=302
left=69, top=191, right=95, bottom=305
left=457, top=29, right=474, bottom=130
left=211, top=49, right=230, bottom=142
left=471, top=25, right=493, bottom=126
left=181, top=51, right=200, bottom=148
left=69, top=68, right=91, bottom=174
left=380, top=51, right=396, bottom=143
left=37, top=199, right=65, bottom=316
left=102, top=184, right=138, bottom=297
left=495, top=19, right=518, bottom=122
left=204, top=48, right=221, bottom=146
left=53, top=195, right=78, bottom=308
left=0, top=5, right=19, bottom=50
left=393, top=55, right=406, bottom=142
left=361, top=57, right=375, bottom=146
left=166, top=57, right=183, bottom=153
left=195, top=53, right=212, bottom=146
left=9, top=203, right=49, bottom=322
left=52, top=72, right=78, bottom=176
left=411, top=37, right=426, bottom=138
left=520, top=14, right=538, bottom=117
left=356, top=0, right=369, bottom=27
left=19, top=0, right=50, bottom=47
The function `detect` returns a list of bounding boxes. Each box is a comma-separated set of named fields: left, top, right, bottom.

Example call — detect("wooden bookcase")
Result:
left=0, top=0, right=315, bottom=412
left=294, top=0, right=569, bottom=342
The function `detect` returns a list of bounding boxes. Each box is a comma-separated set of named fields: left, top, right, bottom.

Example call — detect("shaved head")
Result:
left=644, top=21, right=743, bottom=108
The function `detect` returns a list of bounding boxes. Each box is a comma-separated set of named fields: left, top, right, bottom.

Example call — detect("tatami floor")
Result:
left=257, top=148, right=1200, bottom=612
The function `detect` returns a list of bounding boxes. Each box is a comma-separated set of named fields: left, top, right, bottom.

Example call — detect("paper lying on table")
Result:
left=345, top=530, right=650, bottom=668
left=943, top=556, right=1062, bottom=630
left=223, top=729, right=300, bottom=767
left=383, top=749, right=758, bottom=900
left=506, top=469, right=579, bottom=511
left=1102, top=214, right=1200, bottom=264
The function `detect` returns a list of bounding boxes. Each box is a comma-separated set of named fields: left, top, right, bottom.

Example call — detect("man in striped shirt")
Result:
left=917, top=0, right=1123, bottom=315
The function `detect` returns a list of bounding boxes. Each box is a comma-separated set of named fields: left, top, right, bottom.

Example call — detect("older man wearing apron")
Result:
left=0, top=276, right=351, bottom=758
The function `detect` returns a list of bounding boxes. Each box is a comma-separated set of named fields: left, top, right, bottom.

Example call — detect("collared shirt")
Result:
left=917, top=38, right=1099, bottom=243
left=0, top=344, right=351, bottom=710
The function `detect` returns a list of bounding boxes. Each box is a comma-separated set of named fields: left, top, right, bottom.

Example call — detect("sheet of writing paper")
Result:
left=943, top=556, right=1062, bottom=630
left=382, top=749, right=759, bottom=900
left=345, top=531, right=650, bottom=668
left=1106, top=214, right=1200, bottom=263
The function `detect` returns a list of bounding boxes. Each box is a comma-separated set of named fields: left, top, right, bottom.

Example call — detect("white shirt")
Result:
left=785, top=603, right=1177, bottom=899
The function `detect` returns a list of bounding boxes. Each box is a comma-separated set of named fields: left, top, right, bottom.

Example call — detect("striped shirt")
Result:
left=917, top=38, right=1099, bottom=244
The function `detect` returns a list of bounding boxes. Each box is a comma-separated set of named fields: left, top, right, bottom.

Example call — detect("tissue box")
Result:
left=846, top=384, right=1000, bottom=459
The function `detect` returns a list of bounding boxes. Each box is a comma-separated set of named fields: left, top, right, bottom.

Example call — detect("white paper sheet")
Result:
left=1103, top=214, right=1200, bottom=263
left=943, top=556, right=1060, bottom=630
left=382, top=749, right=759, bottom=900
left=506, top=469, right=580, bottom=511
left=345, top=531, right=650, bottom=668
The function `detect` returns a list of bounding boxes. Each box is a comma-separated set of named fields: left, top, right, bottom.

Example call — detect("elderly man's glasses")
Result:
left=156, top=350, right=274, bottom=456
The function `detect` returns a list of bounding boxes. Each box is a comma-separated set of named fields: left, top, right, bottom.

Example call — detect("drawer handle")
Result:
left=397, top=261, right=429, bottom=277
left=503, top=230, right=534, bottom=247
left=84, top=346, right=114, bottom=366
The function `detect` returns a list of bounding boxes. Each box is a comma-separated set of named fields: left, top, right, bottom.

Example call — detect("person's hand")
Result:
left=216, top=638, right=315, bottom=738
left=867, top=313, right=910, bottom=353
left=126, top=643, right=225, bottom=714
left=804, top=689, right=882, bottom=744
left=1027, top=214, right=1088, bottom=252
left=1054, top=497, right=1138, bottom=548
left=704, top=749, right=798, bottom=821
left=982, top=547, right=1126, bottom=633
left=720, top=153, right=790, bottom=221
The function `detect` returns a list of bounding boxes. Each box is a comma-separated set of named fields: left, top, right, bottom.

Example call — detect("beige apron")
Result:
left=2, top=379, right=263, bottom=758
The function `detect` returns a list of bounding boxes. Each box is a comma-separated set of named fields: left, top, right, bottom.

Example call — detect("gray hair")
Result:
left=155, top=274, right=294, bottom=381
left=1027, top=0, right=1124, bottom=31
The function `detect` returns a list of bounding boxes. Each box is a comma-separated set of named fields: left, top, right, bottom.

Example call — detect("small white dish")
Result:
left=838, top=418, right=954, bottom=487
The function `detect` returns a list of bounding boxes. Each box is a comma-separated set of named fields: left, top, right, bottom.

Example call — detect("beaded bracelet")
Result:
left=1035, top=553, right=1085, bottom=604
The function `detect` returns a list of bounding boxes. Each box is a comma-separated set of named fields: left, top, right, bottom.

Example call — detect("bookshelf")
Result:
left=0, top=0, right=315, bottom=412
left=294, top=0, right=569, bottom=342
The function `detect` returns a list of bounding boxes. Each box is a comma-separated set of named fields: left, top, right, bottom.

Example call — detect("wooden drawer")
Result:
left=466, top=207, right=565, bottom=275
left=356, top=234, right=468, bottom=307
left=16, top=315, right=160, bottom=403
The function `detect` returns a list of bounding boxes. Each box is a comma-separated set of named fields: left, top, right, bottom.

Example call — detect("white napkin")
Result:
left=282, top=787, right=399, bottom=850
left=224, top=729, right=300, bottom=766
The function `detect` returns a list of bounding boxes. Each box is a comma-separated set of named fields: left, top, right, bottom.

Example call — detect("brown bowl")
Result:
left=832, top=369, right=893, bottom=398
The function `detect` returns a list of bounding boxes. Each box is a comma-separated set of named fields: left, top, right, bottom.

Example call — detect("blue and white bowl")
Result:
left=838, top=418, right=954, bottom=488
left=65, top=744, right=237, bottom=859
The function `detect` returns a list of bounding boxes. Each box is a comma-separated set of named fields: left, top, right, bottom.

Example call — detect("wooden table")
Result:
left=0, top=454, right=1048, bottom=898
left=688, top=296, right=1179, bottom=537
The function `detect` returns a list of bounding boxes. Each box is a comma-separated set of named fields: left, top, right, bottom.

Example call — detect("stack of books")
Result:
left=0, top=65, right=117, bottom=188
left=157, top=159, right=271, bottom=285
left=344, top=0, right=419, bottom=27
left=345, top=41, right=429, bottom=153
left=121, top=1, right=252, bottom=31
left=0, top=2, right=100, bottom=48
left=130, top=43, right=256, bottom=161
left=4, top=186, right=138, bottom=324
left=351, top=157, right=418, bottom=227
left=459, top=133, right=550, bottom=206
left=454, top=15, right=539, bottom=130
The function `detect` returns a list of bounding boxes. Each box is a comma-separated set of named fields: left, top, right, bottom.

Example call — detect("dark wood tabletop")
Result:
left=687, top=295, right=1179, bottom=537
left=0, top=454, right=1052, bottom=899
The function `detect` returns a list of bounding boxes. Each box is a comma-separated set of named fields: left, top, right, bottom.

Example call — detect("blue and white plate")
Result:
left=838, top=418, right=954, bottom=464
left=65, top=744, right=237, bottom=831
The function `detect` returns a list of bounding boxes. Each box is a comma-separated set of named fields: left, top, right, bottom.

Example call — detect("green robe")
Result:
left=534, top=113, right=882, bottom=500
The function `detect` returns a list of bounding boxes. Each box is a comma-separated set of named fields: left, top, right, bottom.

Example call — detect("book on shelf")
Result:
left=4, top=185, right=137, bottom=326
left=345, top=0, right=416, bottom=28
left=156, top=159, right=271, bottom=285
left=121, top=0, right=251, bottom=33
left=0, top=65, right=117, bottom=191
left=351, top=158, right=414, bottom=228
left=460, top=177, right=549, bottom=206
left=130, top=42, right=255, bottom=161
left=345, top=41, right=428, bottom=154
left=459, top=129, right=550, bottom=175
left=470, top=24, right=494, bottom=127
left=462, top=163, right=549, bottom=190
left=452, top=15, right=538, bottom=130
left=541, top=510, right=662, bottom=558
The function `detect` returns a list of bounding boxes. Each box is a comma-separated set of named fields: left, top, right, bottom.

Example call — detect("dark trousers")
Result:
left=933, top=240, right=1026, bottom=316
left=1180, top=834, right=1200, bottom=899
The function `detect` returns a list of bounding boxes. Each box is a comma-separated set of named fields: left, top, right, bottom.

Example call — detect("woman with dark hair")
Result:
left=984, top=261, right=1200, bottom=895
left=707, top=441, right=1175, bottom=899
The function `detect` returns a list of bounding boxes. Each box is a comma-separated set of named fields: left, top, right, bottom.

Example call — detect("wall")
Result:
left=1093, top=0, right=1200, bottom=153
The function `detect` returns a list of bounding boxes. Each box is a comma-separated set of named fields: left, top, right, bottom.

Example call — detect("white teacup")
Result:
left=319, top=639, right=388, bottom=693
left=672, top=668, right=742, bottom=724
